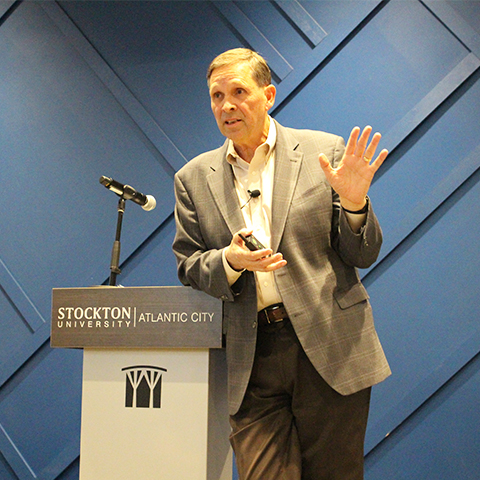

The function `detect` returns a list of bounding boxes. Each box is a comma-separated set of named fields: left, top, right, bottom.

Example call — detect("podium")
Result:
left=51, top=286, right=231, bottom=480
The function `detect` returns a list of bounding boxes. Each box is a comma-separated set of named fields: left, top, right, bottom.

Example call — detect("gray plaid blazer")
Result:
left=173, top=120, right=391, bottom=415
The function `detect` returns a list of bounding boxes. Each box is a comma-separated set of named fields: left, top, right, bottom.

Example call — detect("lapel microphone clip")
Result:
left=241, top=189, right=261, bottom=209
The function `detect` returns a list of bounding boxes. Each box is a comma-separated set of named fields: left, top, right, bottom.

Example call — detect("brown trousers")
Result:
left=229, top=320, right=371, bottom=480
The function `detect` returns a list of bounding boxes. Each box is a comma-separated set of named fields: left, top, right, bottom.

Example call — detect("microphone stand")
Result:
left=109, top=196, right=126, bottom=286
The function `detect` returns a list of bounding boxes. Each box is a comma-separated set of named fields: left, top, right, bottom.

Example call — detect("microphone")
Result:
left=240, top=189, right=261, bottom=209
left=99, top=176, right=156, bottom=211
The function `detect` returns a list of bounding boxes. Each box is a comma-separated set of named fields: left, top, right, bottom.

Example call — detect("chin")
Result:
left=223, top=128, right=244, bottom=141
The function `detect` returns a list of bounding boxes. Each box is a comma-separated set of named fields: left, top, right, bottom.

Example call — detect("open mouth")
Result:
left=225, top=119, right=241, bottom=126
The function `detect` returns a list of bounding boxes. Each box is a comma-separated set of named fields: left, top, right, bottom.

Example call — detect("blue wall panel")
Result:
left=366, top=163, right=480, bottom=448
left=0, top=345, right=83, bottom=478
left=1, top=1, right=479, bottom=478
left=59, top=0, right=236, bottom=159
left=366, top=352, right=480, bottom=479
left=275, top=0, right=471, bottom=138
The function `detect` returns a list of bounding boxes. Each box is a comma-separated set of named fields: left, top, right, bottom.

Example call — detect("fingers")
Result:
left=254, top=252, right=287, bottom=272
left=362, top=132, right=381, bottom=161
left=371, top=148, right=389, bottom=172
left=243, top=250, right=286, bottom=272
left=353, top=126, right=373, bottom=158
left=229, top=230, right=287, bottom=272
left=346, top=125, right=387, bottom=165
left=344, top=126, right=361, bottom=156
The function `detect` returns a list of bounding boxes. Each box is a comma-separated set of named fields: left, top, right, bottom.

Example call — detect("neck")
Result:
left=234, top=117, right=271, bottom=163
left=234, top=145, right=256, bottom=163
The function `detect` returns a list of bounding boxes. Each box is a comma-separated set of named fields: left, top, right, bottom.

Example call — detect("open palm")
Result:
left=319, top=126, right=388, bottom=211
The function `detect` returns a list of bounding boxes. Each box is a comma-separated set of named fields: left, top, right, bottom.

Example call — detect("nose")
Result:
left=222, top=98, right=236, bottom=112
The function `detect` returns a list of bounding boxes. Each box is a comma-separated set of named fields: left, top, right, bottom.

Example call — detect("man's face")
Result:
left=209, top=62, right=276, bottom=154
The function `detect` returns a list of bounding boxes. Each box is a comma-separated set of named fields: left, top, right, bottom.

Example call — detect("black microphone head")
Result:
left=99, top=175, right=155, bottom=211
left=241, top=189, right=261, bottom=209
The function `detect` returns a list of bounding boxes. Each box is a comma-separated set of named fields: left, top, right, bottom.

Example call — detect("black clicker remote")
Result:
left=239, top=233, right=265, bottom=251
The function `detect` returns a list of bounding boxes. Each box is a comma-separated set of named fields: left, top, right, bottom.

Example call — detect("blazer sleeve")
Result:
left=172, top=171, right=243, bottom=302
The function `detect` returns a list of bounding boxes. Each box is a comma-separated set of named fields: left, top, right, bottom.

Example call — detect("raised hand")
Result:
left=319, top=126, right=388, bottom=211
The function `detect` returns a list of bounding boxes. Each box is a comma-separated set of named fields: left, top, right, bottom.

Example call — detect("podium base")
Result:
left=79, top=348, right=231, bottom=480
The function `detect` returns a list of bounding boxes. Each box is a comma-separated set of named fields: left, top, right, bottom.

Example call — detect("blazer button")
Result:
left=252, top=321, right=257, bottom=329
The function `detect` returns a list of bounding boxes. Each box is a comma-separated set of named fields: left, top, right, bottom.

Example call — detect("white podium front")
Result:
left=51, top=286, right=231, bottom=480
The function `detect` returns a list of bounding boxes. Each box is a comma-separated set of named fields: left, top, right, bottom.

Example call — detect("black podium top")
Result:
left=51, top=286, right=223, bottom=348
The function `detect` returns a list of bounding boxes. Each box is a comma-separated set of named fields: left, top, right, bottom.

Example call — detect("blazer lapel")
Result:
left=206, top=141, right=246, bottom=236
left=206, top=124, right=303, bottom=249
left=271, top=123, right=303, bottom=253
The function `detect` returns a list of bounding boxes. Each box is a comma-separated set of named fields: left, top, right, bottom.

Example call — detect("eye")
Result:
left=236, top=88, right=245, bottom=95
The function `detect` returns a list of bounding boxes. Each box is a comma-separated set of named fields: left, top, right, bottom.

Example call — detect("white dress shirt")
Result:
left=222, top=119, right=282, bottom=311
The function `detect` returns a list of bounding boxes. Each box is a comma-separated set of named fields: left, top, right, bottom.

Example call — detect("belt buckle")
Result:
left=265, top=304, right=283, bottom=324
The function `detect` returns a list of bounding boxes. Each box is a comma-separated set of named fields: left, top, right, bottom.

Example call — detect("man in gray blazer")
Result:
left=173, top=48, right=391, bottom=479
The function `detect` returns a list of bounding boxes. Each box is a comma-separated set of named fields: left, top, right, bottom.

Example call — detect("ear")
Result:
left=264, top=84, right=276, bottom=111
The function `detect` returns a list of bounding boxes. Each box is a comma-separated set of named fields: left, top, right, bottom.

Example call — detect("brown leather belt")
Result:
left=257, top=303, right=289, bottom=328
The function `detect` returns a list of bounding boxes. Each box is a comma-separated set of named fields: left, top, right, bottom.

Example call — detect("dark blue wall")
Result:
left=1, top=1, right=479, bottom=478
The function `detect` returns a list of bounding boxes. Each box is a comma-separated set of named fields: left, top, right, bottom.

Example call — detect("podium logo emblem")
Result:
left=122, top=365, right=167, bottom=408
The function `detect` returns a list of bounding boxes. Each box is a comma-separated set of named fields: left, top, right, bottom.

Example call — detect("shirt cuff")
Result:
left=342, top=197, right=369, bottom=233
left=343, top=211, right=367, bottom=233
left=222, top=248, right=245, bottom=286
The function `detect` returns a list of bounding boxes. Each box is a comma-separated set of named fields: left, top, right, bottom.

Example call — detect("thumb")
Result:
left=319, top=153, right=333, bottom=172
